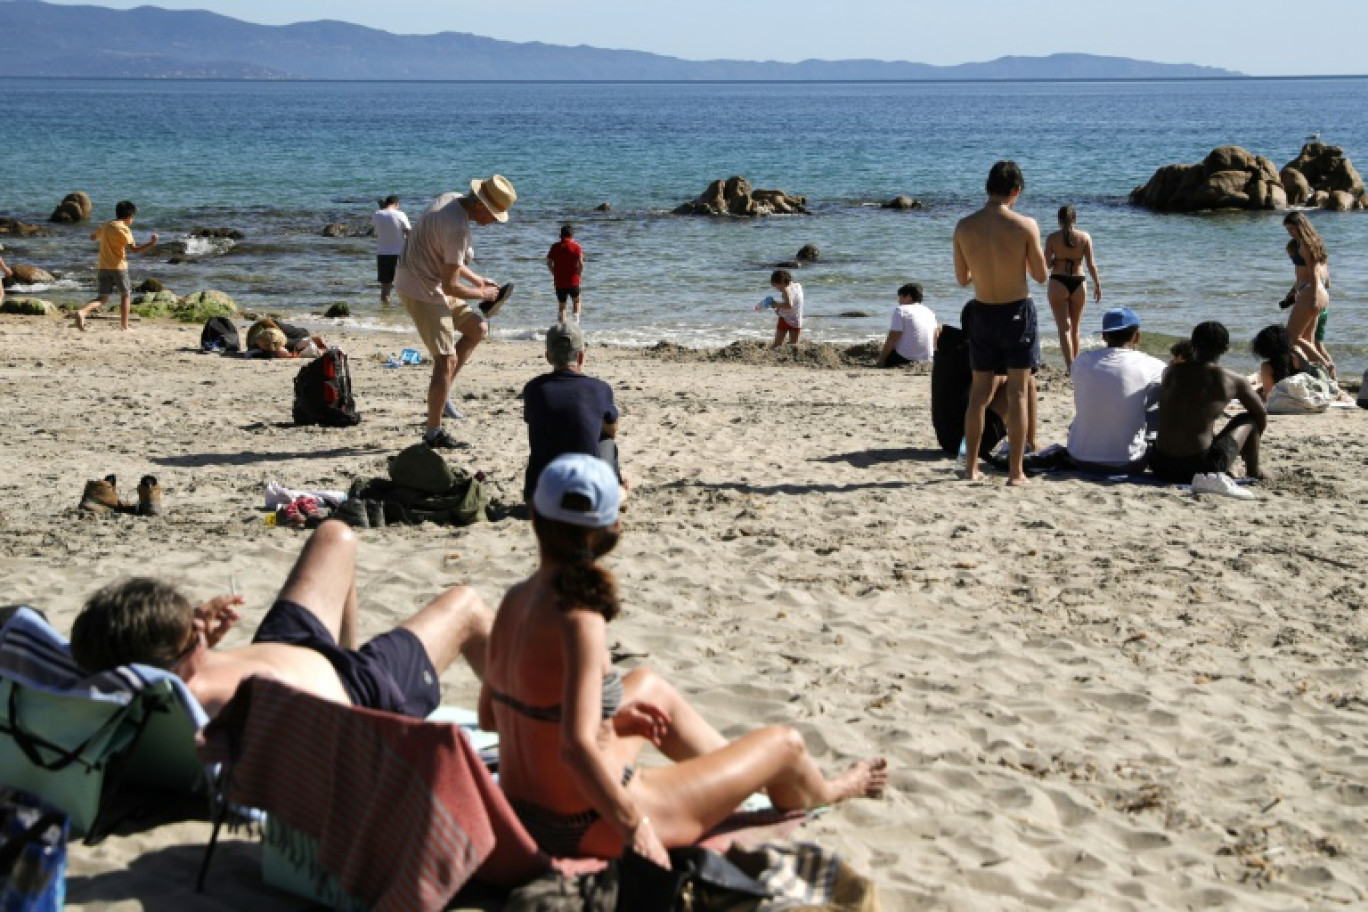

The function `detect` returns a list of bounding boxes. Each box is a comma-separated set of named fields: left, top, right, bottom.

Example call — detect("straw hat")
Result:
left=470, top=175, right=517, bottom=223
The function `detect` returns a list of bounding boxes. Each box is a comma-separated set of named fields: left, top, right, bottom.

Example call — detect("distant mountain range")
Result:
left=0, top=1, right=1244, bottom=81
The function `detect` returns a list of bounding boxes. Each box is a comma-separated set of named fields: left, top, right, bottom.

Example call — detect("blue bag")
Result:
left=0, top=790, right=66, bottom=912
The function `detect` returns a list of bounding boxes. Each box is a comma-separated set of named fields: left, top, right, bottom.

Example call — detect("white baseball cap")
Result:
left=533, top=454, right=620, bottom=528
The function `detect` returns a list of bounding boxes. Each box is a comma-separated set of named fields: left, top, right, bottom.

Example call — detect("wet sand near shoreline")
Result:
left=0, top=315, right=1365, bottom=910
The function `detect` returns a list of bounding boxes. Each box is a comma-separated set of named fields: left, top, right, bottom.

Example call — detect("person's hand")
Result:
left=613, top=701, right=670, bottom=746
left=149, top=233, right=159, bottom=245
left=630, top=817, right=670, bottom=870
left=480, top=285, right=498, bottom=303
left=1093, top=285, right=1102, bottom=304
left=482, top=277, right=499, bottom=289
left=194, top=594, right=243, bottom=647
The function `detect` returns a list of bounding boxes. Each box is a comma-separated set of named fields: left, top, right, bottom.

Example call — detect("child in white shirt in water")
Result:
left=767, top=269, right=804, bottom=347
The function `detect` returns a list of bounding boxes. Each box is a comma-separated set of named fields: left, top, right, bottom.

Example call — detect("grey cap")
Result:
left=546, top=322, right=585, bottom=361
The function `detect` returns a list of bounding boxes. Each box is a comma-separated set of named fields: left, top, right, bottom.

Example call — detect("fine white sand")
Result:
left=0, top=314, right=1365, bottom=910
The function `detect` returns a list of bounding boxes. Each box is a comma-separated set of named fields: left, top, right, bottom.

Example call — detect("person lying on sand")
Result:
left=481, top=454, right=887, bottom=867
left=71, top=520, right=491, bottom=719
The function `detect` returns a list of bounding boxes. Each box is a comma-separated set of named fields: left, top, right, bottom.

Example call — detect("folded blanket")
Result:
left=199, top=677, right=548, bottom=912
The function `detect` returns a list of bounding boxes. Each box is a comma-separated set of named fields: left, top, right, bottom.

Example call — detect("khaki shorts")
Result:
left=400, top=293, right=483, bottom=357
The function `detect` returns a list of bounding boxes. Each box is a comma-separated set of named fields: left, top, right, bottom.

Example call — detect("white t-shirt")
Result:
left=889, top=302, right=938, bottom=362
left=1067, top=346, right=1167, bottom=466
left=394, top=193, right=471, bottom=306
left=778, top=282, right=804, bottom=328
left=371, top=207, right=411, bottom=256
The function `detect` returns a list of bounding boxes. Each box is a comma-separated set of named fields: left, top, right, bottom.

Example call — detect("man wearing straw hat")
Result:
left=395, top=175, right=517, bottom=449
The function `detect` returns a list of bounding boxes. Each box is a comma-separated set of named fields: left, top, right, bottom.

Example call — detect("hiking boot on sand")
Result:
left=80, top=475, right=135, bottom=515
left=136, top=475, right=163, bottom=516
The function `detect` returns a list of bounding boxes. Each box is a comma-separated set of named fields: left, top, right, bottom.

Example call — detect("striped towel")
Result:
left=199, top=676, right=549, bottom=912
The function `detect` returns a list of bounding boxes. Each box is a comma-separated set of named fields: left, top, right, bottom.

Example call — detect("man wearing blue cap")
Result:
left=1065, top=306, right=1166, bottom=475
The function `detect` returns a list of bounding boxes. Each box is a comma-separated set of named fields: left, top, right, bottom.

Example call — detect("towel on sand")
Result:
left=198, top=677, right=548, bottom=912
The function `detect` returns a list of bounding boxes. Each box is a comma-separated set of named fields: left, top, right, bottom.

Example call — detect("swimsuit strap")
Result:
left=490, top=672, right=624, bottom=724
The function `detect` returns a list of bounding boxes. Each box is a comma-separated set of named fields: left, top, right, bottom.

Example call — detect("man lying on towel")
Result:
left=70, top=520, right=492, bottom=719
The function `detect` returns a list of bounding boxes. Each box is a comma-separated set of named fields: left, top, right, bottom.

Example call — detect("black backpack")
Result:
left=200, top=317, right=241, bottom=353
left=292, top=349, right=360, bottom=427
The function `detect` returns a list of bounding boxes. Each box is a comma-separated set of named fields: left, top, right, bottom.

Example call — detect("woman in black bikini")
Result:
left=1044, top=205, right=1102, bottom=373
left=480, top=454, right=887, bottom=866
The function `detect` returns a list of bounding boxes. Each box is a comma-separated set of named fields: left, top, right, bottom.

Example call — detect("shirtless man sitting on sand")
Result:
left=71, top=520, right=492, bottom=719
left=1151, top=321, right=1270, bottom=485
left=953, top=160, right=1048, bottom=485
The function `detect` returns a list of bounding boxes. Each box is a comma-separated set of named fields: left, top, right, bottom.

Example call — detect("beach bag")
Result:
left=1358, top=369, right=1368, bottom=409
left=0, top=791, right=67, bottom=912
left=292, top=348, right=360, bottom=427
left=616, top=846, right=771, bottom=912
left=1266, top=372, right=1332, bottom=415
left=931, top=325, right=972, bottom=455
left=199, top=317, right=240, bottom=353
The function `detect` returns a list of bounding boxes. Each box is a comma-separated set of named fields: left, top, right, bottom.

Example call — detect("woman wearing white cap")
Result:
left=480, top=453, right=887, bottom=867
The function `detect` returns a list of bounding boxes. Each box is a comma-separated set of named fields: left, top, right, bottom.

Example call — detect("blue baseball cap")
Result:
left=1101, top=307, right=1140, bottom=333
left=533, top=453, right=620, bottom=528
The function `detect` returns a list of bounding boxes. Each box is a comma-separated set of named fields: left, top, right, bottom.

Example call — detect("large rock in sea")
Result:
left=882, top=195, right=924, bottom=210
left=1130, top=146, right=1287, bottom=212
left=674, top=177, right=807, bottom=217
left=129, top=291, right=181, bottom=319
left=3, top=264, right=55, bottom=287
left=0, top=218, right=52, bottom=238
left=1280, top=142, right=1365, bottom=209
left=50, top=192, right=93, bottom=224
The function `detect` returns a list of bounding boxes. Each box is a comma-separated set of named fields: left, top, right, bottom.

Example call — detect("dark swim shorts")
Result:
left=376, top=254, right=399, bottom=285
left=554, top=286, right=582, bottom=303
left=961, top=298, right=1038, bottom=373
left=253, top=599, right=440, bottom=718
left=1148, top=414, right=1252, bottom=484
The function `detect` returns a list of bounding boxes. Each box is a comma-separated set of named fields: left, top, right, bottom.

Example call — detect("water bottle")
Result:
left=953, top=437, right=968, bottom=476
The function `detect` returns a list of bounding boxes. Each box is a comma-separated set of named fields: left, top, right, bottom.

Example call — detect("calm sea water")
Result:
left=2, top=77, right=1367, bottom=366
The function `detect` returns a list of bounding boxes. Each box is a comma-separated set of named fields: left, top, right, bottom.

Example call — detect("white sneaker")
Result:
left=1191, top=472, right=1254, bottom=499
left=443, top=399, right=465, bottom=420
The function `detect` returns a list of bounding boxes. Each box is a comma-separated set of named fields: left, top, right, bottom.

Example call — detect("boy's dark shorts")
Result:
left=554, top=286, right=582, bottom=304
left=253, top=599, right=440, bottom=718
left=961, top=298, right=1037, bottom=373
left=96, top=269, right=132, bottom=297
left=376, top=255, right=399, bottom=285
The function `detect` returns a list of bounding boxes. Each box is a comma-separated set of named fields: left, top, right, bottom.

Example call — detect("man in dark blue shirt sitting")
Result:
left=522, top=321, right=622, bottom=503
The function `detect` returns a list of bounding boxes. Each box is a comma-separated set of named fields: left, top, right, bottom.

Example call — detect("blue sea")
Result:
left=2, top=77, right=1367, bottom=366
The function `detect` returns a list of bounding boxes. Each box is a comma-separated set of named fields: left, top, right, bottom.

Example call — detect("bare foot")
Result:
left=1007, top=474, right=1032, bottom=487
left=828, top=758, right=889, bottom=803
left=72, top=311, right=87, bottom=331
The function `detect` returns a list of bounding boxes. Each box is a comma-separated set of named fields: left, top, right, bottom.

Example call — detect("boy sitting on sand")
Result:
left=71, top=520, right=491, bottom=719
left=766, top=269, right=804, bottom=347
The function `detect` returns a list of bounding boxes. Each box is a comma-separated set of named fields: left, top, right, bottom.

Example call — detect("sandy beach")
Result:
left=0, top=312, right=1365, bottom=910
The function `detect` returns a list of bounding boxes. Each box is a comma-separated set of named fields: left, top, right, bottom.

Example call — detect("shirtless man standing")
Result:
left=71, top=521, right=492, bottom=719
left=1151, top=321, right=1270, bottom=485
left=953, top=161, right=1048, bottom=485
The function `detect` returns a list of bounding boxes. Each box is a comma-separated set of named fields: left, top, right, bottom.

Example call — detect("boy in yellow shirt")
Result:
left=74, top=200, right=158, bottom=331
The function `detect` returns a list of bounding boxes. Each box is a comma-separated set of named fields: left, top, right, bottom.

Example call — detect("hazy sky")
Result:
left=34, top=0, right=1368, bottom=77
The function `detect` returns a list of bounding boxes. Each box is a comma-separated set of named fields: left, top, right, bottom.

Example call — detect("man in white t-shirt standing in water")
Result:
left=953, top=160, right=1048, bottom=486
left=372, top=195, right=411, bottom=305
left=876, top=282, right=940, bottom=368
left=394, top=175, right=517, bottom=449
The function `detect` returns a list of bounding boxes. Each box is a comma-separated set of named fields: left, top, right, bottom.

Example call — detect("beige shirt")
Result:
left=394, top=193, right=471, bottom=306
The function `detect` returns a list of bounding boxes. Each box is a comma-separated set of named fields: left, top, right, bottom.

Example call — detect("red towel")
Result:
left=199, top=677, right=548, bottom=912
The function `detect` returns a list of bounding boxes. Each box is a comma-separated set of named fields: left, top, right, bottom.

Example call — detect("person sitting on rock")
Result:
left=71, top=520, right=491, bottom=719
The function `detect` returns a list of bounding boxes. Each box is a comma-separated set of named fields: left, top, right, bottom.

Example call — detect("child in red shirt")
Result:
left=546, top=224, right=584, bottom=323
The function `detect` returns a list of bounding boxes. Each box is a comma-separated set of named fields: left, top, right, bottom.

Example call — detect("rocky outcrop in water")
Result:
left=882, top=195, right=924, bottom=210
left=796, top=244, right=820, bottom=262
left=192, top=227, right=245, bottom=239
left=0, top=218, right=52, bottom=237
left=3, top=264, right=55, bottom=287
left=0, top=297, right=55, bottom=316
left=673, top=177, right=807, bottom=217
left=1132, top=143, right=1368, bottom=212
left=50, top=191, right=93, bottom=224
